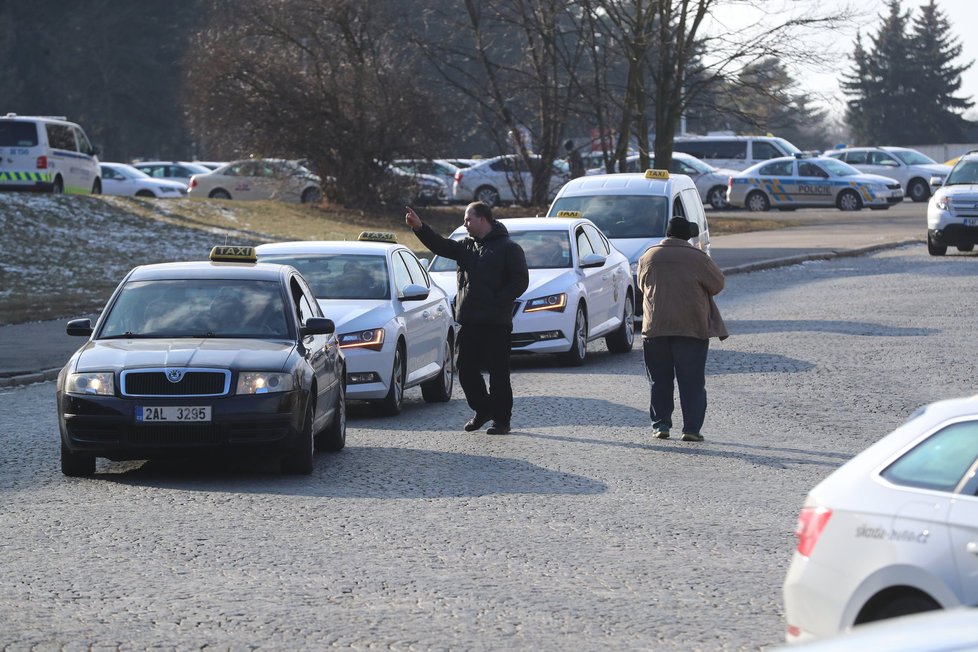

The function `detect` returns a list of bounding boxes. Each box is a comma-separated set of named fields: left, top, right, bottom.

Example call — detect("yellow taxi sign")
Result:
left=209, top=245, right=257, bottom=263
left=358, top=231, right=397, bottom=243
left=645, top=169, right=669, bottom=180
left=555, top=210, right=582, bottom=218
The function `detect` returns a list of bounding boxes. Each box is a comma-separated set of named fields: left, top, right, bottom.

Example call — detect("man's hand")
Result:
left=404, top=206, right=422, bottom=230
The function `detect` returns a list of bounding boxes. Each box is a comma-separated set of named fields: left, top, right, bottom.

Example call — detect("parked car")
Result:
left=385, top=164, right=448, bottom=205
left=0, top=113, right=100, bottom=194
left=783, top=394, right=978, bottom=643
left=451, top=155, right=570, bottom=207
left=726, top=155, right=904, bottom=212
left=393, top=158, right=465, bottom=198
left=586, top=151, right=735, bottom=209
left=673, top=134, right=801, bottom=171
left=192, top=161, right=228, bottom=171
left=823, top=146, right=952, bottom=202
left=98, top=162, right=187, bottom=198
left=925, top=149, right=978, bottom=256
left=131, top=161, right=212, bottom=189
left=188, top=158, right=323, bottom=203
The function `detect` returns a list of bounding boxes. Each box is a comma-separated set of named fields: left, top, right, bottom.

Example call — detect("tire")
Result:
left=745, top=190, right=769, bottom=212
left=927, top=233, right=947, bottom=256
left=957, top=244, right=974, bottom=252
left=209, top=189, right=231, bottom=200
left=863, top=595, right=940, bottom=624
left=474, top=185, right=500, bottom=207
left=61, top=443, right=95, bottom=477
left=282, top=398, right=315, bottom=474
left=315, top=376, right=346, bottom=452
left=135, top=190, right=155, bottom=198
left=91, top=179, right=101, bottom=194
left=706, top=186, right=728, bottom=210
left=301, top=187, right=322, bottom=204
left=562, top=304, right=588, bottom=366
left=52, top=176, right=64, bottom=194
left=908, top=178, right=930, bottom=203
left=605, top=293, right=634, bottom=353
left=421, top=336, right=454, bottom=403
left=376, top=342, right=405, bottom=416
left=837, top=189, right=863, bottom=211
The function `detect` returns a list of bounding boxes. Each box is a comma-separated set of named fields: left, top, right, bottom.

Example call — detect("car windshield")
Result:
left=945, top=160, right=978, bottom=186
left=115, top=164, right=151, bottom=179
left=773, top=137, right=802, bottom=155
left=820, top=159, right=862, bottom=177
left=99, top=279, right=290, bottom=339
left=548, top=195, right=668, bottom=239
left=258, top=253, right=390, bottom=300
left=511, top=230, right=572, bottom=269
left=428, top=236, right=466, bottom=273
left=675, top=156, right=714, bottom=173
left=889, top=149, right=937, bottom=166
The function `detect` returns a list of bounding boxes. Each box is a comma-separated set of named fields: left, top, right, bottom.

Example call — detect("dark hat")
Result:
left=666, top=216, right=692, bottom=240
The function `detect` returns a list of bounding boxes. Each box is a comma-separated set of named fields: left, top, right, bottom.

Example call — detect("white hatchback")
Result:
left=783, top=394, right=978, bottom=643
left=256, top=235, right=456, bottom=416
left=427, top=217, right=634, bottom=366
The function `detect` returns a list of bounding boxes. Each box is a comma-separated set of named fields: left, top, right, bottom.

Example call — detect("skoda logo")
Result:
left=166, top=369, right=185, bottom=383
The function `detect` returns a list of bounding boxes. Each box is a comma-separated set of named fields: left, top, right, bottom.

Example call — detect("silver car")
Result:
left=586, top=151, right=735, bottom=209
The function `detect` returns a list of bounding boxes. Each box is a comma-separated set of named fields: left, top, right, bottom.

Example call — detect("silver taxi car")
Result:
left=727, top=155, right=904, bottom=212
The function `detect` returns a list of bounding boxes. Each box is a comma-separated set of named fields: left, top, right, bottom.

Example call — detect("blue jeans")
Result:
left=643, top=336, right=709, bottom=435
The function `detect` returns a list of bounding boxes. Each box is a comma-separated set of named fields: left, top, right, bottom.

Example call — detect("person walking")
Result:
left=405, top=202, right=529, bottom=435
left=636, top=216, right=728, bottom=442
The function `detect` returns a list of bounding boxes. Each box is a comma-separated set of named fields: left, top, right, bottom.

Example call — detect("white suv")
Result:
left=926, top=150, right=978, bottom=256
left=824, top=146, right=952, bottom=202
left=0, top=113, right=100, bottom=194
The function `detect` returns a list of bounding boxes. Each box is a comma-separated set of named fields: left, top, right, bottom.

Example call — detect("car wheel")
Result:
left=862, top=594, right=940, bottom=624
left=927, top=233, right=947, bottom=256
left=706, top=186, right=728, bottom=209
left=209, top=189, right=232, bottom=200
left=908, top=178, right=930, bottom=202
left=376, top=342, right=405, bottom=416
left=837, top=189, right=863, bottom=211
left=421, top=335, right=454, bottom=403
left=956, top=244, right=974, bottom=252
left=52, top=176, right=64, bottom=194
left=315, top=374, right=346, bottom=452
left=605, top=292, right=634, bottom=353
left=282, top=398, right=315, bottom=474
left=475, top=185, right=500, bottom=207
left=91, top=179, right=101, bottom=194
left=135, top=190, right=155, bottom=198
left=61, top=443, right=95, bottom=477
left=301, top=187, right=322, bottom=204
left=561, top=304, right=588, bottom=366
left=745, top=190, right=769, bottom=212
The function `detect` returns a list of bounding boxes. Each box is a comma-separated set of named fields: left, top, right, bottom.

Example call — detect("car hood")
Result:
left=938, top=184, right=978, bottom=198
left=850, top=173, right=902, bottom=186
left=74, top=339, right=296, bottom=373
left=317, top=299, right=392, bottom=331
left=609, top=237, right=664, bottom=263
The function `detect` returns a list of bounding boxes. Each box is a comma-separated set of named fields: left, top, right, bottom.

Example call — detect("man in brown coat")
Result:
left=636, top=216, right=728, bottom=442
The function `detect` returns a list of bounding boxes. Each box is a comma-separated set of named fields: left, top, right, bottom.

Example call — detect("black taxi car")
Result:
left=56, top=246, right=346, bottom=476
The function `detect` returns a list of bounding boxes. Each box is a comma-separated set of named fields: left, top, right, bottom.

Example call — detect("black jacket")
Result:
left=415, top=221, right=529, bottom=326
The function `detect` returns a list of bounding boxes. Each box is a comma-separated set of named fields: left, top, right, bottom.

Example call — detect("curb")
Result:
left=0, top=368, right=62, bottom=389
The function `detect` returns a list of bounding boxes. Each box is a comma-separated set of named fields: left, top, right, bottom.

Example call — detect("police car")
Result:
left=256, top=233, right=455, bottom=415
left=57, top=246, right=346, bottom=477
left=783, top=394, right=978, bottom=643
left=727, top=155, right=904, bottom=212
left=427, top=217, right=633, bottom=366
left=926, top=150, right=978, bottom=256
left=0, top=113, right=100, bottom=194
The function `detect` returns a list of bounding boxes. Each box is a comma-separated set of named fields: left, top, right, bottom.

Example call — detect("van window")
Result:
left=673, top=141, right=706, bottom=159
left=46, top=124, right=76, bottom=151
left=710, top=141, right=747, bottom=160
left=751, top=141, right=781, bottom=160
left=74, top=127, right=95, bottom=156
left=549, top=195, right=668, bottom=239
left=672, top=196, right=686, bottom=218
left=845, top=150, right=868, bottom=165
left=0, top=121, right=39, bottom=147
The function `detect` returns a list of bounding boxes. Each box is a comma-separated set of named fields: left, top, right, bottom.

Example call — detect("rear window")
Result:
left=880, top=420, right=978, bottom=492
left=0, top=121, right=39, bottom=147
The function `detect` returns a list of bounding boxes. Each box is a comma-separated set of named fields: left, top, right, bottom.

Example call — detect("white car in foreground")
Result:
left=427, top=217, right=634, bottom=366
left=256, top=234, right=456, bottom=416
left=98, top=163, right=187, bottom=198
left=783, top=394, right=978, bottom=643
left=926, top=151, right=978, bottom=256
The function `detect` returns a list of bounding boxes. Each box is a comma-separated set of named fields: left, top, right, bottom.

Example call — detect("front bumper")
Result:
left=929, top=225, right=978, bottom=247
left=511, top=307, right=574, bottom=354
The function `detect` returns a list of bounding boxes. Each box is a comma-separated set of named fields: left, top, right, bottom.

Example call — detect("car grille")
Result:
left=130, top=424, right=223, bottom=446
left=887, top=182, right=901, bottom=190
left=950, top=195, right=978, bottom=217
left=121, top=368, right=231, bottom=397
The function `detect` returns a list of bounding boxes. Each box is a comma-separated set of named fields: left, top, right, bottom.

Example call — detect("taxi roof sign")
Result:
left=645, top=169, right=669, bottom=180
left=358, top=231, right=398, bottom=243
left=555, top=210, right=582, bottom=218
left=209, top=245, right=257, bottom=263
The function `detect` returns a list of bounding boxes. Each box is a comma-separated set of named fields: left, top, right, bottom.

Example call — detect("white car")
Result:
left=188, top=158, right=323, bottom=203
left=255, top=234, right=456, bottom=415
left=586, top=151, right=735, bottom=209
left=427, top=217, right=634, bottom=366
left=926, top=150, right=978, bottom=256
left=131, top=161, right=213, bottom=189
left=783, top=394, right=978, bottom=643
left=98, top=162, right=187, bottom=198
left=451, top=155, right=570, bottom=207
left=393, top=159, right=466, bottom=199
left=823, top=146, right=952, bottom=203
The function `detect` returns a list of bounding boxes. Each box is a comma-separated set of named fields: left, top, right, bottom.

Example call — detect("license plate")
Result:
left=137, top=406, right=211, bottom=422
left=965, top=218, right=978, bottom=227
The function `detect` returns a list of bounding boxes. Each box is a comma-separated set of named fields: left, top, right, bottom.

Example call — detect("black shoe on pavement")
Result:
left=464, top=413, right=493, bottom=432
left=486, top=421, right=511, bottom=435
left=680, top=432, right=704, bottom=442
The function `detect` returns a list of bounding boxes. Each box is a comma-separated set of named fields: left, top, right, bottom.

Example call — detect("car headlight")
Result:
left=339, top=328, right=385, bottom=351
left=66, top=372, right=115, bottom=396
left=236, top=372, right=295, bottom=395
left=935, top=193, right=951, bottom=211
left=524, top=293, right=567, bottom=313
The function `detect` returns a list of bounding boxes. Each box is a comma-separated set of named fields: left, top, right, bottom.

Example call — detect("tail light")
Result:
left=36, top=156, right=48, bottom=169
left=454, top=170, right=462, bottom=183
left=795, top=506, right=831, bottom=557
left=727, top=176, right=732, bottom=190
left=189, top=176, right=198, bottom=189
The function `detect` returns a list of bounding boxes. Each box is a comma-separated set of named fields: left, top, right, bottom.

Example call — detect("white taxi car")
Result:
left=427, top=217, right=634, bottom=366
left=926, top=150, right=978, bottom=256
left=256, top=233, right=455, bottom=415
left=783, top=394, right=978, bottom=643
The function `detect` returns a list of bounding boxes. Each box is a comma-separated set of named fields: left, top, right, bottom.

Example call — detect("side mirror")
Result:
left=400, top=283, right=430, bottom=301
left=67, top=318, right=94, bottom=337
left=930, top=175, right=944, bottom=188
left=580, top=253, right=606, bottom=268
left=419, top=257, right=431, bottom=269
left=301, top=317, right=335, bottom=336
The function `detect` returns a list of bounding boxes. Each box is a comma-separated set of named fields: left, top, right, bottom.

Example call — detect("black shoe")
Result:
left=486, top=421, right=511, bottom=435
left=681, top=432, right=704, bottom=442
left=464, top=413, right=493, bottom=432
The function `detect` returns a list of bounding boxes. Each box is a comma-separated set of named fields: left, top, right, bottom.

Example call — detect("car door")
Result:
left=864, top=150, right=909, bottom=188
left=290, top=275, right=338, bottom=421
left=100, top=166, right=129, bottom=196
left=679, top=187, right=710, bottom=253
left=574, top=223, right=610, bottom=335
left=797, top=161, right=834, bottom=206
left=755, top=159, right=795, bottom=207
left=390, top=251, right=434, bottom=382
left=583, top=223, right=622, bottom=331
left=400, top=249, right=447, bottom=376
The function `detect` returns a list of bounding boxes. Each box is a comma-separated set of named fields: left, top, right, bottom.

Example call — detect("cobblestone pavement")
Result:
left=1, top=245, right=975, bottom=650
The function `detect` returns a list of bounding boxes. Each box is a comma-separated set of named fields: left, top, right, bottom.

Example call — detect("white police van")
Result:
left=0, top=113, right=101, bottom=194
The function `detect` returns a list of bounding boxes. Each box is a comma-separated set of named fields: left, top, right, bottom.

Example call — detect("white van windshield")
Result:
left=548, top=195, right=668, bottom=239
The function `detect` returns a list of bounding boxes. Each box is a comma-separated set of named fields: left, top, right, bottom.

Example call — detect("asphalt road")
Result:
left=2, top=243, right=975, bottom=649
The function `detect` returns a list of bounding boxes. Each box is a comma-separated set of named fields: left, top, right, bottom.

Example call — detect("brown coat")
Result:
left=636, top=238, right=728, bottom=341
